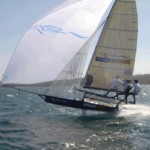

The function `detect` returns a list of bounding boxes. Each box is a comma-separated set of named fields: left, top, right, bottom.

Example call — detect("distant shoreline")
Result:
left=133, top=74, right=150, bottom=84
left=0, top=74, right=150, bottom=87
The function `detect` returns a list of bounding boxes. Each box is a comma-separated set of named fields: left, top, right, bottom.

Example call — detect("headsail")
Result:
left=2, top=0, right=115, bottom=85
left=84, top=0, right=138, bottom=89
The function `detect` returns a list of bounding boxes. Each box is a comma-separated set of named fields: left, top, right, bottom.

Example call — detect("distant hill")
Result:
left=133, top=74, right=150, bottom=84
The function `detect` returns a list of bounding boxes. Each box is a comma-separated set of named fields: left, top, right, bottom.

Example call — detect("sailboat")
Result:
left=2, top=0, right=138, bottom=111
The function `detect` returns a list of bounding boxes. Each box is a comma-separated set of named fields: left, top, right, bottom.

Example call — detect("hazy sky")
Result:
left=0, top=0, right=150, bottom=80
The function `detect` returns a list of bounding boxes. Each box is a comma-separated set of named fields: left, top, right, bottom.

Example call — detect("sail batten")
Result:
left=113, top=13, right=137, bottom=16
left=107, top=28, right=137, bottom=32
left=119, top=1, right=135, bottom=3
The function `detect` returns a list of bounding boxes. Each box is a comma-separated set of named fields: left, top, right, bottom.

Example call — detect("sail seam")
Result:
left=111, top=13, right=137, bottom=16
left=107, top=28, right=137, bottom=32
left=118, top=1, right=135, bottom=3
left=96, top=46, right=136, bottom=51
left=89, top=66, right=134, bottom=70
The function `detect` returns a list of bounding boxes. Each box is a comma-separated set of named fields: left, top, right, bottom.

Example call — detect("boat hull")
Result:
left=44, top=96, right=117, bottom=112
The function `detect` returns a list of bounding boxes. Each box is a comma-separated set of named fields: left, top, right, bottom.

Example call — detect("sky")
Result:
left=0, top=0, right=150, bottom=80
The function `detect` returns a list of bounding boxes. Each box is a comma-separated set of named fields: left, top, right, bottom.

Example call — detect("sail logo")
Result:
left=32, top=25, right=88, bottom=39
left=124, top=69, right=132, bottom=75
left=95, top=57, right=130, bottom=64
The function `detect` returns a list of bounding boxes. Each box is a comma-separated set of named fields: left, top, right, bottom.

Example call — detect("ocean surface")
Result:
left=0, top=85, right=150, bottom=150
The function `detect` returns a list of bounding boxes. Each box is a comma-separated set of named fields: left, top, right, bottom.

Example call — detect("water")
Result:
left=0, top=86, right=150, bottom=150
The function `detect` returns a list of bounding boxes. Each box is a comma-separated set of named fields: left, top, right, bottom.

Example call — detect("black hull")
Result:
left=44, top=95, right=117, bottom=112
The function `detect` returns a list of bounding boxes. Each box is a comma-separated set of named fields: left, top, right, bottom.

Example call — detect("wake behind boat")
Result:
left=1, top=0, right=138, bottom=112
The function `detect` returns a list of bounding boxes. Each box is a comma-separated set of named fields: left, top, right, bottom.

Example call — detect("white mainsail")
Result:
left=85, top=0, right=138, bottom=89
left=2, top=0, right=115, bottom=85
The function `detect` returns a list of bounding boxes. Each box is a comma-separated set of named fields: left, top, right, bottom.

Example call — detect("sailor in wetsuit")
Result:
left=125, top=80, right=141, bottom=104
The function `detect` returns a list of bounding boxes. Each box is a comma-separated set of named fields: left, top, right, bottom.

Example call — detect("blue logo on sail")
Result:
left=32, top=25, right=88, bottom=39
left=96, top=57, right=130, bottom=64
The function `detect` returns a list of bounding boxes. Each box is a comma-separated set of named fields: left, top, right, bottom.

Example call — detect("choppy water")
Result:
left=0, top=85, right=150, bottom=150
